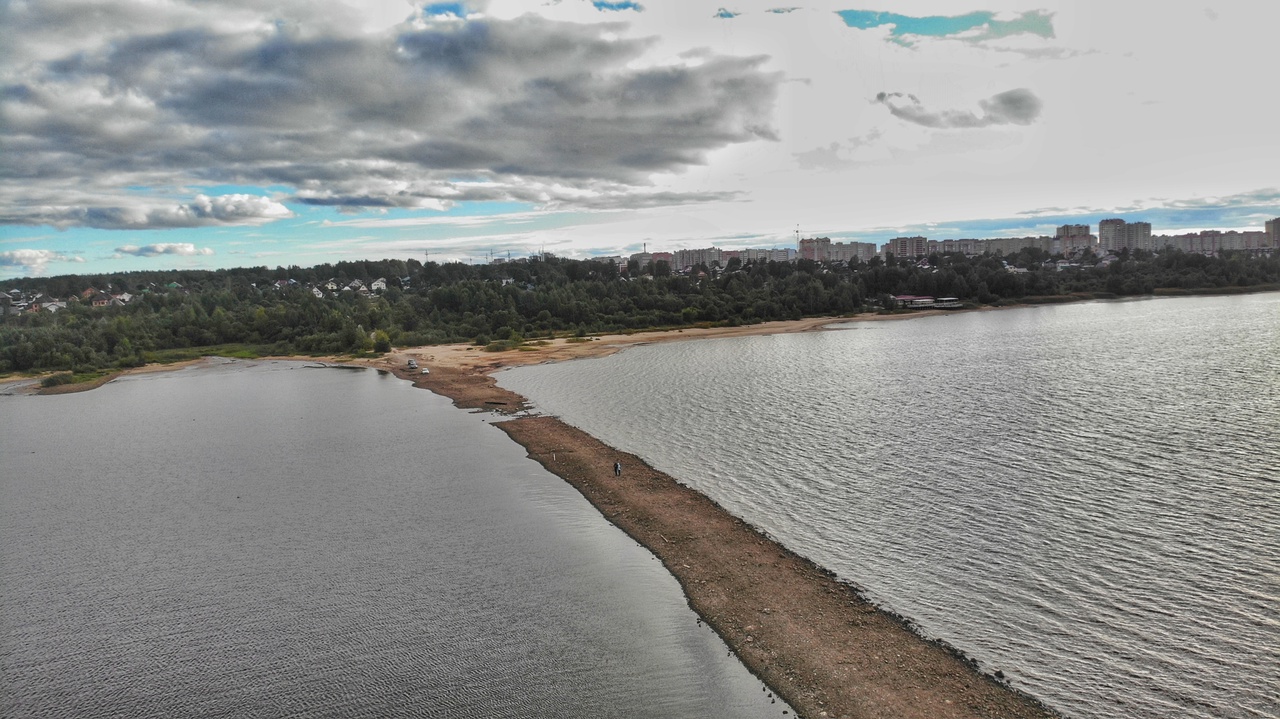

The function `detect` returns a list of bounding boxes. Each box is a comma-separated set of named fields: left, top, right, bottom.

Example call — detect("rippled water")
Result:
left=1, top=360, right=788, bottom=718
left=499, top=293, right=1280, bottom=719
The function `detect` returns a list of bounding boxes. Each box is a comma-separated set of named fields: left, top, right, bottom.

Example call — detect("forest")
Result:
left=2, top=247, right=1277, bottom=376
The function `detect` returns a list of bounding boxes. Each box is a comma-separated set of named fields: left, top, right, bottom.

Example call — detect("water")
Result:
left=498, top=293, right=1280, bottom=719
left=0, top=360, right=789, bottom=718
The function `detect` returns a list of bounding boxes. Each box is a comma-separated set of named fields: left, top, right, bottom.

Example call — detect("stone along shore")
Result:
left=387, top=322, right=1058, bottom=719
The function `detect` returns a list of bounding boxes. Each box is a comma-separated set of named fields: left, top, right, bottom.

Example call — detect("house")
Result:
left=91, top=292, right=113, bottom=307
left=323, top=278, right=340, bottom=291
left=370, top=277, right=387, bottom=292
left=310, top=287, right=325, bottom=299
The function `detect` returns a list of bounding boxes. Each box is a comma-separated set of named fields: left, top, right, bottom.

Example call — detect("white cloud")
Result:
left=1, top=0, right=1277, bottom=267
left=5, top=195, right=293, bottom=230
left=113, top=243, right=215, bottom=257
left=1, top=3, right=779, bottom=228
left=0, top=249, right=83, bottom=275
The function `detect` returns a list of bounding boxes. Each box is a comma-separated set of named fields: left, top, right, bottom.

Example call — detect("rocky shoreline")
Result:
left=389, top=321, right=1059, bottom=719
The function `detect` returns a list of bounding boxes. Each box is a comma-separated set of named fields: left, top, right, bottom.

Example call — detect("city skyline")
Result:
left=2, top=0, right=1278, bottom=278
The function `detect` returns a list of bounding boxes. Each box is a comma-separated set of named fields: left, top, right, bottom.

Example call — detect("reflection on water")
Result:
left=1, top=360, right=787, bottom=718
left=499, top=293, right=1280, bottom=719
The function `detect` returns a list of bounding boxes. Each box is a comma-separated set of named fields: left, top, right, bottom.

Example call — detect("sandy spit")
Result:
left=9, top=312, right=1056, bottom=718
left=381, top=315, right=1059, bottom=719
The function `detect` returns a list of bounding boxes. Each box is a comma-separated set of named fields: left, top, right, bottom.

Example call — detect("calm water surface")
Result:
left=499, top=293, right=1280, bottom=719
left=1, top=360, right=788, bottom=718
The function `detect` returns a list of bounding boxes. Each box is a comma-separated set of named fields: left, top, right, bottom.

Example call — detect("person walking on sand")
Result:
left=614, top=461, right=622, bottom=477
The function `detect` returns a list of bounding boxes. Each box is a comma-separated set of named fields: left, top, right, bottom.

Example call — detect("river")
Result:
left=497, top=293, right=1280, bottom=719
left=0, top=359, right=787, bottom=718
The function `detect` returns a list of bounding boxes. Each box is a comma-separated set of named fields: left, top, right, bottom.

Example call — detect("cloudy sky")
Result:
left=2, top=0, right=1277, bottom=278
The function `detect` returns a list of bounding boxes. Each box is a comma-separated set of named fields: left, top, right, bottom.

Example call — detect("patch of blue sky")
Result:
left=592, top=1, right=642, bottom=11
left=188, top=183, right=294, bottom=196
left=714, top=8, right=739, bottom=19
left=835, top=9, right=1053, bottom=43
left=424, top=3, right=466, bottom=17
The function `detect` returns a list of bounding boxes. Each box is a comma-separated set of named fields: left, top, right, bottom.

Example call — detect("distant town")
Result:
left=507, top=217, right=1280, bottom=273
left=3, top=213, right=1278, bottom=381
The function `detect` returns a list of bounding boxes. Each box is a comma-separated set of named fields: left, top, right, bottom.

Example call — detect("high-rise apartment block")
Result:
left=671, top=247, right=723, bottom=270
left=884, top=236, right=929, bottom=258
left=1267, top=218, right=1279, bottom=246
left=1099, top=219, right=1152, bottom=251
left=828, top=241, right=878, bottom=263
left=798, top=236, right=831, bottom=261
left=1054, top=224, right=1095, bottom=254
left=796, top=237, right=876, bottom=263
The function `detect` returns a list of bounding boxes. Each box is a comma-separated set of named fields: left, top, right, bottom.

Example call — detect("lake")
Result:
left=0, top=360, right=788, bottom=718
left=498, top=293, right=1280, bottom=719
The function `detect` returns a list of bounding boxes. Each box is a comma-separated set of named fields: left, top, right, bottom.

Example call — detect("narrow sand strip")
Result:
left=383, top=316, right=1057, bottom=719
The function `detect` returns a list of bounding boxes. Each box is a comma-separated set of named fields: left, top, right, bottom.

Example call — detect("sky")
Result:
left=2, top=0, right=1277, bottom=278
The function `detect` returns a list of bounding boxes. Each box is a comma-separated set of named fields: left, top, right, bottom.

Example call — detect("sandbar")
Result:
left=381, top=315, right=1058, bottom=719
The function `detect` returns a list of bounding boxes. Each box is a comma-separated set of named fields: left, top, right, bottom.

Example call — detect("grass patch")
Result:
left=40, top=369, right=115, bottom=389
left=142, top=343, right=272, bottom=364
left=1153, top=284, right=1280, bottom=297
left=1020, top=294, right=1090, bottom=305
left=483, top=340, right=524, bottom=352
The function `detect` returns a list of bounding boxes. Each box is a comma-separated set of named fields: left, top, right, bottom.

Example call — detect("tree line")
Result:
left=2, top=248, right=1277, bottom=375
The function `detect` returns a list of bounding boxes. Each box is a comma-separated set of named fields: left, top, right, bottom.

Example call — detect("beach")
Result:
left=383, top=315, right=1058, bottom=719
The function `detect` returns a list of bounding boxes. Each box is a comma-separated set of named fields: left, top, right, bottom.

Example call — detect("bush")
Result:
left=40, top=373, right=76, bottom=388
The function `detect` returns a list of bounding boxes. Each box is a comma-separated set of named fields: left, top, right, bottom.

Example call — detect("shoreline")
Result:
left=0, top=310, right=1065, bottom=715
left=383, top=314, right=1059, bottom=719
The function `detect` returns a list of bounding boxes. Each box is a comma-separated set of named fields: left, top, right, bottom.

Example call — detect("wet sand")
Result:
left=382, top=316, right=1058, bottom=719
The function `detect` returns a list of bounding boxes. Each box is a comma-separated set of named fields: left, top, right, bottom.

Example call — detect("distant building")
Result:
left=828, top=240, right=878, bottom=263
left=1099, top=219, right=1152, bottom=252
left=1053, top=224, right=1096, bottom=254
left=928, top=239, right=982, bottom=255
left=1153, top=230, right=1272, bottom=255
left=672, top=247, right=722, bottom=270
left=883, top=236, right=928, bottom=259
left=797, top=236, right=831, bottom=261
left=1266, top=218, right=1279, bottom=246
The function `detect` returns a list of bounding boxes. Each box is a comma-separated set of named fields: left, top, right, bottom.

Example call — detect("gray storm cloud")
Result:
left=7, top=195, right=292, bottom=230
left=875, top=88, right=1042, bottom=129
left=0, top=4, right=782, bottom=228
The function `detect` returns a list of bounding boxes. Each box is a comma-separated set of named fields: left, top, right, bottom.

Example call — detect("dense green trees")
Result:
left=2, top=249, right=1276, bottom=375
